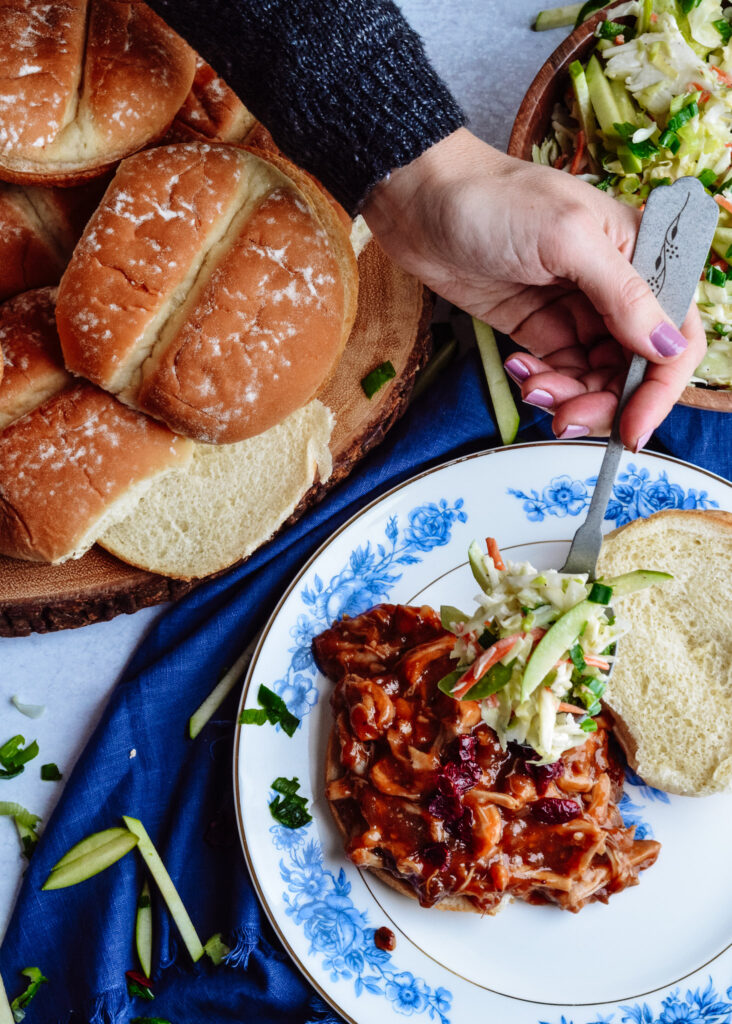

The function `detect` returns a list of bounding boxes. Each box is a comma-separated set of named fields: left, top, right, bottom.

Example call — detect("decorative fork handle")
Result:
left=561, top=178, right=718, bottom=577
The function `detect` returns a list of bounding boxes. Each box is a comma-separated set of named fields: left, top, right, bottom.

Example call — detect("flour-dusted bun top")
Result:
left=0, top=287, right=70, bottom=429
left=167, top=56, right=257, bottom=145
left=56, top=142, right=358, bottom=444
left=0, top=0, right=196, bottom=184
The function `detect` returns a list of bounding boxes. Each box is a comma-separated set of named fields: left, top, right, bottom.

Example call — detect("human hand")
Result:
left=361, top=127, right=706, bottom=451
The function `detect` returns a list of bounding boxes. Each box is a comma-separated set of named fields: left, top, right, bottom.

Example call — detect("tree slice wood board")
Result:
left=0, top=241, right=432, bottom=636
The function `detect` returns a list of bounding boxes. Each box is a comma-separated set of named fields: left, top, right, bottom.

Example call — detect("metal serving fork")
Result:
left=561, top=177, right=718, bottom=578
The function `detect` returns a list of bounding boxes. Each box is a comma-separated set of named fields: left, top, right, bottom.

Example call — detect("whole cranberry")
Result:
left=531, top=797, right=581, bottom=824
left=422, top=842, right=451, bottom=871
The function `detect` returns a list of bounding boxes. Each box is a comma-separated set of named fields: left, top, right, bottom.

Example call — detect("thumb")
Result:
left=570, top=231, right=691, bottom=364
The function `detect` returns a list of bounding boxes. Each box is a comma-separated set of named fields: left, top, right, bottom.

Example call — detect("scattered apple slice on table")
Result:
left=136, top=879, right=153, bottom=979
left=43, top=829, right=139, bottom=890
left=122, top=816, right=204, bottom=963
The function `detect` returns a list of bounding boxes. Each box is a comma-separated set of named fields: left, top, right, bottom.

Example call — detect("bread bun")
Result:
left=0, top=288, right=193, bottom=562
left=325, top=731, right=473, bottom=913
left=99, top=399, right=333, bottom=579
left=167, top=56, right=257, bottom=145
left=56, top=142, right=358, bottom=444
left=0, top=287, right=69, bottom=430
left=0, top=0, right=196, bottom=185
left=596, top=508, right=732, bottom=795
left=0, top=179, right=109, bottom=303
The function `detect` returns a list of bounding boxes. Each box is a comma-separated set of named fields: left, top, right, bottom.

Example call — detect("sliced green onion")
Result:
left=667, top=101, right=698, bottom=133
left=714, top=18, right=732, bottom=44
left=40, top=764, right=62, bottom=782
left=618, top=174, right=640, bottom=195
left=0, top=736, right=39, bottom=780
left=0, top=802, right=40, bottom=860
left=596, top=173, right=619, bottom=192
left=658, top=129, right=681, bottom=154
left=472, top=318, right=520, bottom=444
left=361, top=360, right=396, bottom=399
left=598, top=19, right=627, bottom=39
left=650, top=177, right=672, bottom=190
left=707, top=265, right=727, bottom=287
left=10, top=697, right=45, bottom=720
left=698, top=169, right=717, bottom=189
left=269, top=777, right=312, bottom=830
left=580, top=717, right=599, bottom=732
left=588, top=582, right=612, bottom=604
left=713, top=321, right=730, bottom=335
left=9, top=968, right=47, bottom=1022
left=533, top=1, right=583, bottom=29
left=238, top=684, right=299, bottom=737
left=569, top=643, right=587, bottom=671
left=679, top=0, right=703, bottom=12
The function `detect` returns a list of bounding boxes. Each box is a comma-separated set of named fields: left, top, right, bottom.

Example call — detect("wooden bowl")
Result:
left=507, top=14, right=732, bottom=413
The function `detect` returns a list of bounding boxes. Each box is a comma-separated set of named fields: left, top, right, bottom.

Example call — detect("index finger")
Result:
left=618, top=305, right=707, bottom=449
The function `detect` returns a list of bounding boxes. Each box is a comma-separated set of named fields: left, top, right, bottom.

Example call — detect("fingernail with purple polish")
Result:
left=634, top=429, right=652, bottom=453
left=650, top=322, right=688, bottom=357
left=559, top=424, right=590, bottom=439
left=504, top=358, right=531, bottom=383
left=524, top=388, right=554, bottom=409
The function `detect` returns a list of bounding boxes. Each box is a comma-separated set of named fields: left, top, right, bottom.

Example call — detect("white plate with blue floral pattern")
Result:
left=234, top=441, right=732, bottom=1024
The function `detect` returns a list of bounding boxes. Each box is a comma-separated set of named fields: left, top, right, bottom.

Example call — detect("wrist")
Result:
left=363, top=130, right=506, bottom=235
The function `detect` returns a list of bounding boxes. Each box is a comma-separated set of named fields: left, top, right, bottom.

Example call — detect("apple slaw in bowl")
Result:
left=533, top=0, right=732, bottom=387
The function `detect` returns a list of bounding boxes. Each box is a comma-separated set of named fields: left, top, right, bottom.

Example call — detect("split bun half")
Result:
left=0, top=0, right=196, bottom=184
left=56, top=142, right=358, bottom=444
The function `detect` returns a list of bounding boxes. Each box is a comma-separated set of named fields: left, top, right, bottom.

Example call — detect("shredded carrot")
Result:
left=451, top=635, right=520, bottom=700
left=452, top=627, right=546, bottom=701
left=650, top=10, right=658, bottom=22
left=553, top=154, right=567, bottom=169
left=689, top=82, right=711, bottom=103
left=616, top=34, right=625, bottom=43
left=712, top=66, right=732, bottom=88
left=558, top=701, right=588, bottom=716
left=486, top=537, right=505, bottom=571
left=583, top=655, right=611, bottom=671
left=711, top=255, right=729, bottom=271
left=569, top=130, right=585, bottom=175
left=716, top=194, right=732, bottom=216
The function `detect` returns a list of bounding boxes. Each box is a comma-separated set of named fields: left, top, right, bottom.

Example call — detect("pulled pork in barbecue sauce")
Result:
left=312, top=603, right=660, bottom=914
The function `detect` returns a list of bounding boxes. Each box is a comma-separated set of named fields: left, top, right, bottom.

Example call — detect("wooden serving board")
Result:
left=0, top=242, right=432, bottom=637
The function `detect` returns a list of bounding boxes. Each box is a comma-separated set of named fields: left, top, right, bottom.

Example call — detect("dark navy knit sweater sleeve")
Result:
left=145, top=0, right=466, bottom=214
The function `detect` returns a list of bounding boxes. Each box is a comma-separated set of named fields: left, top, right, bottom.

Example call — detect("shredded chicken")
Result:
left=313, top=604, right=660, bottom=914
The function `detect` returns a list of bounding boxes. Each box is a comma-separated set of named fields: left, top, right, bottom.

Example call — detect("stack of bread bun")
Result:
left=0, top=0, right=368, bottom=582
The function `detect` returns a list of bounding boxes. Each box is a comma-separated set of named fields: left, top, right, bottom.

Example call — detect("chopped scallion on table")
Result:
left=239, top=684, right=300, bottom=737
left=361, top=360, right=396, bottom=399
left=269, top=777, right=312, bottom=829
left=40, top=763, right=62, bottom=782
left=0, top=736, right=39, bottom=780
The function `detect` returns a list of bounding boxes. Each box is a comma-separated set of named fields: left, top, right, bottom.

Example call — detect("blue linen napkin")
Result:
left=0, top=345, right=729, bottom=1024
